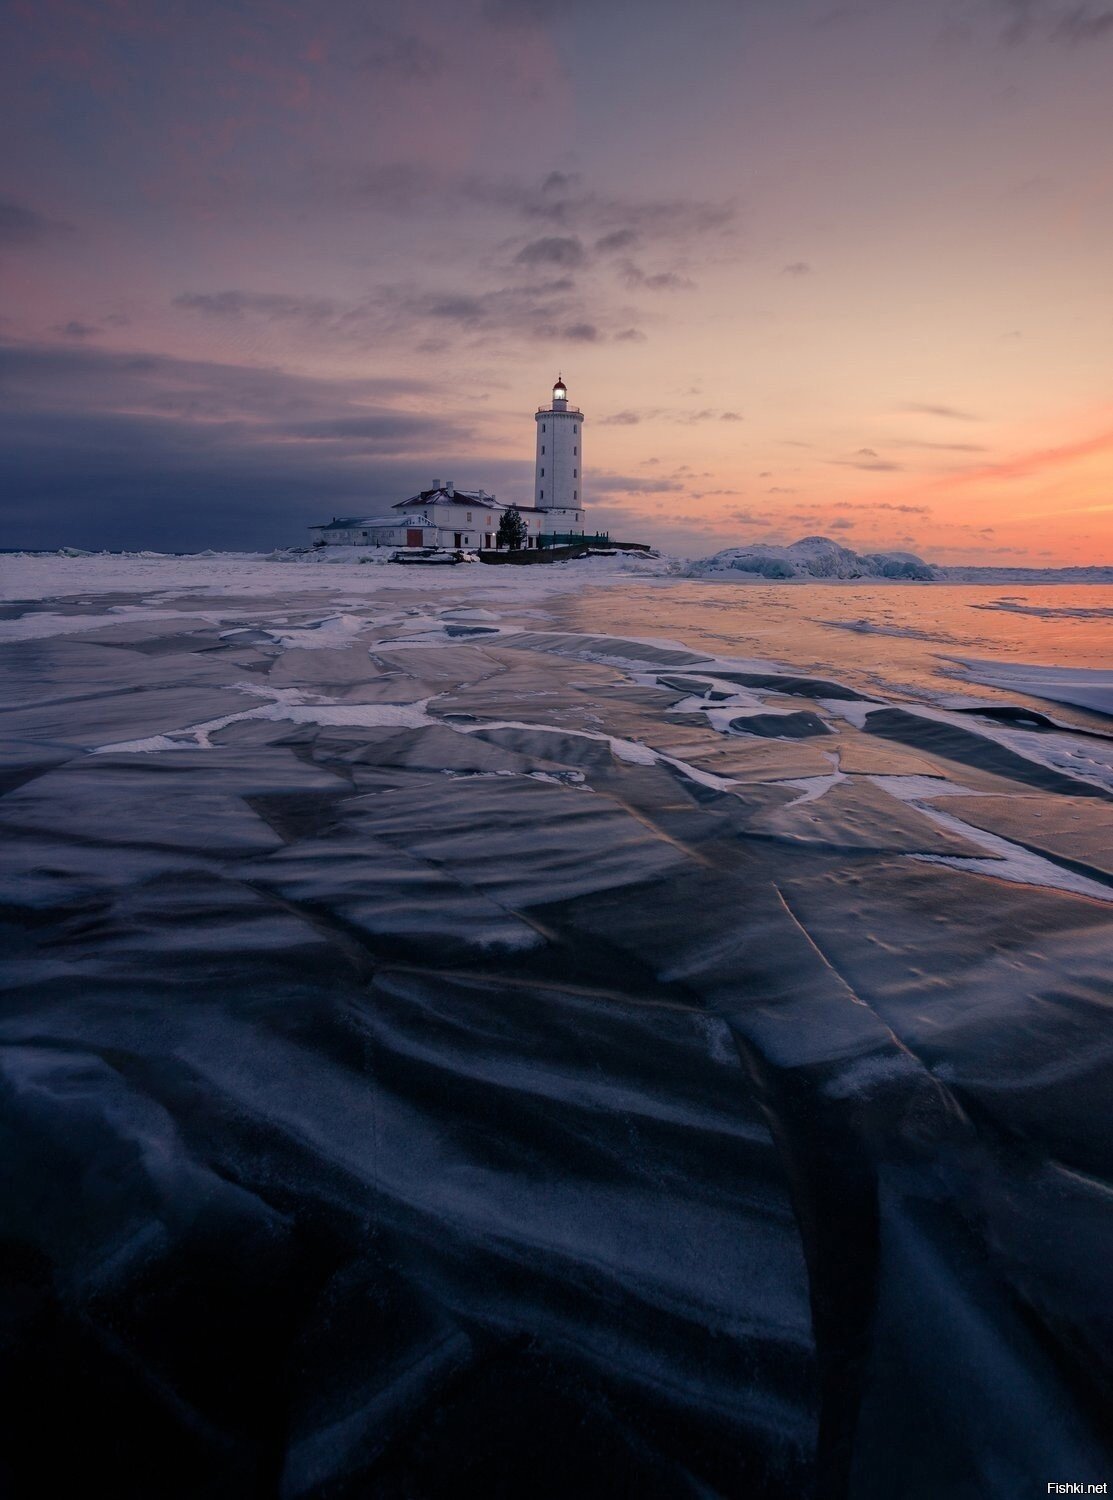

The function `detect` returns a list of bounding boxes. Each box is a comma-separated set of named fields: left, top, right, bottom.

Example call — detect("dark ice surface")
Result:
left=1, top=573, right=1111, bottom=1499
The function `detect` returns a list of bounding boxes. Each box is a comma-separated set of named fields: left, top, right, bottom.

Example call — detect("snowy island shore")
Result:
left=7, top=529, right=1113, bottom=586
left=1, top=552, right=1111, bottom=1495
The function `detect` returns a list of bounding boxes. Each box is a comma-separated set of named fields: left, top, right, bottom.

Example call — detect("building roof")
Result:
left=310, top=517, right=404, bottom=530
left=313, top=485, right=581, bottom=532
left=393, top=485, right=502, bottom=511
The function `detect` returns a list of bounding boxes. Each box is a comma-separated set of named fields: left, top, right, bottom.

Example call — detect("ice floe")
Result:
left=945, top=656, right=1113, bottom=717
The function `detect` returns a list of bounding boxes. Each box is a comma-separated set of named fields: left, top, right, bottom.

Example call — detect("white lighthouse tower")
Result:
left=534, top=374, right=585, bottom=535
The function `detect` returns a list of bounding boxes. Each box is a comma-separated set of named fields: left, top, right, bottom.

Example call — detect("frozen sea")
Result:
left=1, top=552, right=1111, bottom=1498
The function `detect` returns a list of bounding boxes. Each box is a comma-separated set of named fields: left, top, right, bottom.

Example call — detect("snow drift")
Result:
left=690, top=535, right=936, bottom=581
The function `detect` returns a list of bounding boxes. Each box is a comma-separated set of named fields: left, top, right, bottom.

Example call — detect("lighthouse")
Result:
left=534, top=374, right=585, bottom=534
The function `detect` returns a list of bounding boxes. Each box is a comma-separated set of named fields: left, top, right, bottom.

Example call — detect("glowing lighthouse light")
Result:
left=552, top=376, right=568, bottom=410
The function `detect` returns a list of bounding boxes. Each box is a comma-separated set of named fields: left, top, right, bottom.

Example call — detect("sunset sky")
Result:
left=2, top=0, right=1111, bottom=560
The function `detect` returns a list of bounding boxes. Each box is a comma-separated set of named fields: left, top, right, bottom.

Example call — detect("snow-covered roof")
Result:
left=310, top=517, right=406, bottom=531
left=312, top=489, right=570, bottom=528
left=393, top=486, right=503, bottom=511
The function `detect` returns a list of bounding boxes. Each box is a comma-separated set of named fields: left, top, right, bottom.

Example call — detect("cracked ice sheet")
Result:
left=917, top=793, right=1113, bottom=881
left=858, top=701, right=1113, bottom=797
left=4, top=555, right=1113, bottom=1496
left=92, top=683, right=741, bottom=794
left=0, top=605, right=248, bottom=642
left=870, top=776, right=1113, bottom=902
left=253, top=613, right=374, bottom=651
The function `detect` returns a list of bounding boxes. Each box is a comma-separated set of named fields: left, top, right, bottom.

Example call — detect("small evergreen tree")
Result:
left=496, top=504, right=527, bottom=550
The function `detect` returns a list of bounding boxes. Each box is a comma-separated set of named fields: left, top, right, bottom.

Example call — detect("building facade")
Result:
left=310, top=378, right=588, bottom=550
left=390, top=482, right=506, bottom=550
left=310, top=484, right=503, bottom=551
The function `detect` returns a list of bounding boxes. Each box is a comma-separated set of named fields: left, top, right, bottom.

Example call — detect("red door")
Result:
left=406, top=529, right=423, bottom=547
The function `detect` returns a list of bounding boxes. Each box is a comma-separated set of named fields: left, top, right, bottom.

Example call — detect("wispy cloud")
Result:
left=352, top=19, right=443, bottom=77
left=174, top=278, right=629, bottom=347
left=833, top=500, right=931, bottom=515
left=898, top=402, right=981, bottom=422
left=893, top=439, right=989, bottom=452
left=330, top=166, right=735, bottom=253
left=589, top=470, right=685, bottom=495
left=996, top=0, right=1113, bottom=44
left=599, top=406, right=742, bottom=426
left=0, top=197, right=73, bottom=247
left=618, top=261, right=696, bottom=291
left=174, top=291, right=340, bottom=324
left=595, top=228, right=639, bottom=253
left=929, top=423, right=1113, bottom=490
left=514, top=236, right=587, bottom=269
left=53, top=320, right=101, bottom=339
left=830, top=453, right=904, bottom=471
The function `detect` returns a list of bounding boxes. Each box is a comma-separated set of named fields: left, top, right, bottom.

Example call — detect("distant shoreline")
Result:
left=3, top=547, right=1112, bottom=585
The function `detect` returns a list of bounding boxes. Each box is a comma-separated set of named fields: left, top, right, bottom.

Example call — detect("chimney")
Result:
left=445, top=479, right=454, bottom=496
left=431, top=478, right=441, bottom=489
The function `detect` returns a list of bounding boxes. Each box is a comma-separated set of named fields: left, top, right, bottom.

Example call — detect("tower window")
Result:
left=573, top=490, right=577, bottom=500
left=542, top=424, right=546, bottom=432
left=540, top=489, right=544, bottom=499
left=573, top=446, right=576, bottom=454
left=540, top=468, right=544, bottom=476
left=541, top=445, right=545, bottom=454
left=573, top=468, right=577, bottom=477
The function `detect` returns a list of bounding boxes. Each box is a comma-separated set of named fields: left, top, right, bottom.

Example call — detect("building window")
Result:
left=573, top=446, right=577, bottom=454
left=467, top=512, right=472, bottom=522
left=573, top=490, right=577, bottom=500
left=541, top=445, right=545, bottom=454
left=540, top=489, right=543, bottom=499
left=540, top=468, right=544, bottom=476
left=573, top=468, right=577, bottom=477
